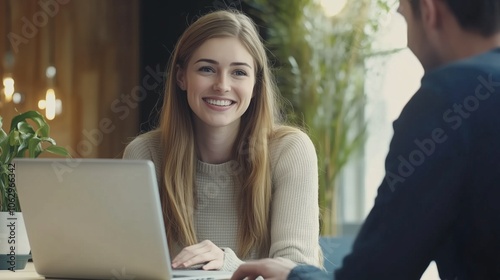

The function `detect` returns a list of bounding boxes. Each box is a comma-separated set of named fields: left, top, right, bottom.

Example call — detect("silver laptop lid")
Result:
left=14, top=158, right=172, bottom=279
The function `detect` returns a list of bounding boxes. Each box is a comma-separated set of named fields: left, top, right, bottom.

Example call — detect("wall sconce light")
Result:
left=38, top=66, right=62, bottom=120
left=1, top=75, right=24, bottom=106
left=2, top=75, right=15, bottom=102
left=0, top=75, right=24, bottom=107
left=38, top=88, right=62, bottom=120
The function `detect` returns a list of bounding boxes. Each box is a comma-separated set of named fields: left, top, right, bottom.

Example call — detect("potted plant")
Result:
left=246, top=0, right=395, bottom=236
left=0, top=110, right=69, bottom=271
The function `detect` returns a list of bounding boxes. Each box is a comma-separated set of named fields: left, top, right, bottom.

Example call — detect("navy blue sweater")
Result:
left=289, top=48, right=500, bottom=280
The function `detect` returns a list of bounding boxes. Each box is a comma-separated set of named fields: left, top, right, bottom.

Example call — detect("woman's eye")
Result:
left=234, top=70, right=247, bottom=76
left=199, top=66, right=214, bottom=73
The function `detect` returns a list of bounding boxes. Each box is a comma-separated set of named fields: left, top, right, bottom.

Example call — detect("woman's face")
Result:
left=177, top=37, right=256, bottom=131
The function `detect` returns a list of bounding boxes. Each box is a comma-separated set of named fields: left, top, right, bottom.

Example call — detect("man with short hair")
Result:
left=231, top=0, right=500, bottom=279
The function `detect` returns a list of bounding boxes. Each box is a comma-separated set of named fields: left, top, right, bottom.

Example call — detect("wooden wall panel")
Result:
left=0, top=0, right=139, bottom=158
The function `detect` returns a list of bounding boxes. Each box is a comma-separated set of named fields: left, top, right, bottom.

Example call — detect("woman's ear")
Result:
left=176, top=65, right=186, bottom=91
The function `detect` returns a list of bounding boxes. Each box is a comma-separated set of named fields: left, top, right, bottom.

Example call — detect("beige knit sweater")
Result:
left=123, top=129, right=322, bottom=271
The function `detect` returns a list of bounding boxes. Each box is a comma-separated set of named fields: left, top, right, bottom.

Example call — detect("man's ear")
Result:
left=176, top=65, right=186, bottom=91
left=421, top=0, right=441, bottom=30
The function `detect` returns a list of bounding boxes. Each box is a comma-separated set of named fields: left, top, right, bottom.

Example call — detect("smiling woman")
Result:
left=176, top=37, right=256, bottom=133
left=123, top=9, right=323, bottom=272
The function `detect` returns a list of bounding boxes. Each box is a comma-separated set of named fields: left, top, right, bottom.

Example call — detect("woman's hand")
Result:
left=230, top=257, right=297, bottom=280
left=171, top=240, right=225, bottom=270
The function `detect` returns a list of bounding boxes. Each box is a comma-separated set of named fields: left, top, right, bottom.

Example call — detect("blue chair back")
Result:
left=319, top=236, right=356, bottom=278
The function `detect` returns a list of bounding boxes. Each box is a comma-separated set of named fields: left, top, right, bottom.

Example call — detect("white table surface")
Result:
left=0, top=262, right=233, bottom=280
left=0, top=263, right=45, bottom=279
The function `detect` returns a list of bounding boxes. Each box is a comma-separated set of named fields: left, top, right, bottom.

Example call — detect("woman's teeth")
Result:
left=205, top=99, right=232, bottom=106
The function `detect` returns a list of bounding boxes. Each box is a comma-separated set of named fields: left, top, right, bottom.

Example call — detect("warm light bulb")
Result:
left=3, top=77, right=15, bottom=102
left=320, top=0, right=348, bottom=17
left=46, top=66, right=56, bottom=79
left=38, top=100, right=47, bottom=110
left=56, top=99, right=62, bottom=115
left=12, top=92, right=23, bottom=104
left=45, top=88, right=56, bottom=120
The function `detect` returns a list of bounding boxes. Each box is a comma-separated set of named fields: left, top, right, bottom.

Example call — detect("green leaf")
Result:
left=0, top=128, right=7, bottom=143
left=9, top=130, right=20, bottom=146
left=40, top=137, right=57, bottom=146
left=45, top=145, right=71, bottom=157
left=36, top=123, right=50, bottom=138
left=17, top=121, right=35, bottom=135
left=17, top=137, right=30, bottom=155
left=28, top=138, right=42, bottom=158
left=0, top=127, right=8, bottom=162
left=10, top=111, right=50, bottom=137
left=10, top=111, right=45, bottom=127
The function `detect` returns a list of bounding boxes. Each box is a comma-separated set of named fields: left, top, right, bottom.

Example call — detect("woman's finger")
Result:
left=172, top=240, right=224, bottom=269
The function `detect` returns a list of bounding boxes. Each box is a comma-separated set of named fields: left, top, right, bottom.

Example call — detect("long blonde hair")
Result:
left=158, top=9, right=298, bottom=258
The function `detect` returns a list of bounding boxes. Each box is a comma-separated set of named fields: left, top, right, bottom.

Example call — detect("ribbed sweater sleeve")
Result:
left=269, top=131, right=322, bottom=267
left=220, top=247, right=245, bottom=271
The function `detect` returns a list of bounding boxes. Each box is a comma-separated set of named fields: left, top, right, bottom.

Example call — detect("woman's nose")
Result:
left=213, top=75, right=230, bottom=92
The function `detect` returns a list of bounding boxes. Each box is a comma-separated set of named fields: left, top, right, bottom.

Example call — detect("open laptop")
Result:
left=13, top=158, right=233, bottom=280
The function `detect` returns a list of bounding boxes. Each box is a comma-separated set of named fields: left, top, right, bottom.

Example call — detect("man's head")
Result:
left=398, top=0, right=500, bottom=71
left=409, top=0, right=500, bottom=36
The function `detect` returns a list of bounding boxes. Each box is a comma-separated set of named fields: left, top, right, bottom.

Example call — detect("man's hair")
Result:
left=410, top=0, right=500, bottom=36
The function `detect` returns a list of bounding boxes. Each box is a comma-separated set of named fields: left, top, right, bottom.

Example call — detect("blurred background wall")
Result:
left=0, top=0, right=140, bottom=158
